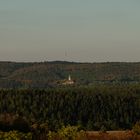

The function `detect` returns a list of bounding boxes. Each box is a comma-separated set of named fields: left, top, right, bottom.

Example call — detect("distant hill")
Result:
left=0, top=61, right=140, bottom=88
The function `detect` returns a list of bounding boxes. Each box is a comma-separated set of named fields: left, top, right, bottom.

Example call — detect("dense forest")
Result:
left=0, top=84, right=140, bottom=132
left=0, top=61, right=140, bottom=88
left=0, top=62, right=140, bottom=139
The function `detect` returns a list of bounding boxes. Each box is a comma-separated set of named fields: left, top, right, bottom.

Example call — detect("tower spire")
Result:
left=68, top=75, right=71, bottom=81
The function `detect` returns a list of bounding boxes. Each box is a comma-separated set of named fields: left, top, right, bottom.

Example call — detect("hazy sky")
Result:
left=0, top=0, right=140, bottom=62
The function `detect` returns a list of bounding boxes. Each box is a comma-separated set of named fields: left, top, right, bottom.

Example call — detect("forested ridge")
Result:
left=0, top=61, right=140, bottom=88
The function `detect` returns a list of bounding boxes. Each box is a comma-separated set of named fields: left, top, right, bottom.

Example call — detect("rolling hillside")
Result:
left=0, top=61, right=140, bottom=88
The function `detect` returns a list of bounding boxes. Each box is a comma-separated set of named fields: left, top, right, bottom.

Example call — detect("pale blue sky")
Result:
left=0, top=0, right=140, bottom=62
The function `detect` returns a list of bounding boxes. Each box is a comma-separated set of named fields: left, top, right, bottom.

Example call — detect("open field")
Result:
left=85, top=131, right=140, bottom=140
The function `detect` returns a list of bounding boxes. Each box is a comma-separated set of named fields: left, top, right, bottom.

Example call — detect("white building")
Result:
left=62, top=75, right=74, bottom=85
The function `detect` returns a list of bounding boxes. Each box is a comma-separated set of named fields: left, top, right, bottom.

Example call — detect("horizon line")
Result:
left=0, top=60, right=140, bottom=64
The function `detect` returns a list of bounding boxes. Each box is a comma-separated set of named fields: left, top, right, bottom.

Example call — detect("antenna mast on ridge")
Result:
left=65, top=50, right=68, bottom=62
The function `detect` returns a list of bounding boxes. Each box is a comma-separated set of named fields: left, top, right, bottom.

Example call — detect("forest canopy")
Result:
left=0, top=84, right=140, bottom=132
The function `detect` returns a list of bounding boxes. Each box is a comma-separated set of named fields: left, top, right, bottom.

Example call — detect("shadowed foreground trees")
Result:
left=0, top=131, right=32, bottom=140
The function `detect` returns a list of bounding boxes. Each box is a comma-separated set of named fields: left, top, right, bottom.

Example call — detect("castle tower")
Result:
left=68, top=75, right=71, bottom=81
left=62, top=74, right=74, bottom=85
